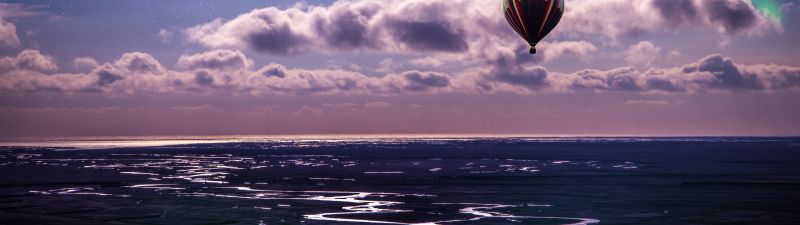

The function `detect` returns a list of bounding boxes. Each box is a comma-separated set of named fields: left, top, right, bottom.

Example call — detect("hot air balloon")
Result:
left=503, top=0, right=565, bottom=54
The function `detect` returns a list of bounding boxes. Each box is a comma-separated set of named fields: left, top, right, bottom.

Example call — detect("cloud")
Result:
left=651, top=0, right=699, bottom=28
left=0, top=18, right=20, bottom=49
left=94, top=65, right=124, bottom=87
left=409, top=56, right=445, bottom=68
left=539, top=41, right=599, bottom=63
left=492, top=66, right=550, bottom=90
left=1, top=49, right=798, bottom=96
left=313, top=2, right=379, bottom=49
left=625, top=41, right=662, bottom=67
left=256, top=63, right=288, bottom=78
left=176, top=49, right=252, bottom=71
left=384, top=19, right=467, bottom=52
left=624, top=100, right=671, bottom=105
left=561, top=0, right=777, bottom=40
left=247, top=23, right=309, bottom=54
left=193, top=70, right=215, bottom=86
left=73, top=57, right=99, bottom=70
left=702, top=0, right=759, bottom=34
left=179, top=0, right=779, bottom=82
left=0, top=68, right=94, bottom=93
left=0, top=3, right=46, bottom=18
left=365, top=101, right=392, bottom=108
left=158, top=29, right=174, bottom=43
left=0, top=3, right=56, bottom=50
left=114, top=52, right=163, bottom=74
left=184, top=12, right=311, bottom=55
left=376, top=58, right=400, bottom=74
left=561, top=54, right=800, bottom=93
left=0, top=49, right=57, bottom=72
left=681, top=54, right=763, bottom=90
left=401, top=71, right=450, bottom=91
left=184, top=0, right=498, bottom=55
left=780, top=2, right=795, bottom=13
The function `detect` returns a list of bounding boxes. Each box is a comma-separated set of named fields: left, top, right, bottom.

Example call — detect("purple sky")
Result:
left=0, top=0, right=799, bottom=137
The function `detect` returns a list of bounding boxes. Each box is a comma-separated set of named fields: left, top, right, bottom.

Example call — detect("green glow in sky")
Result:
left=752, top=0, right=783, bottom=22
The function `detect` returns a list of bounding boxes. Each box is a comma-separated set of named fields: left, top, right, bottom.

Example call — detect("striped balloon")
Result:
left=503, top=0, right=565, bottom=54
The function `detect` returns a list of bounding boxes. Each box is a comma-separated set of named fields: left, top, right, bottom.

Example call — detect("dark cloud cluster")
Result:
left=651, top=0, right=699, bottom=27
left=193, top=71, right=215, bottom=86
left=313, top=3, right=378, bottom=49
left=247, top=24, right=309, bottom=54
left=96, top=70, right=123, bottom=87
left=402, top=71, right=451, bottom=91
left=483, top=50, right=549, bottom=90
left=561, top=54, right=799, bottom=93
left=683, top=54, right=762, bottom=89
left=184, top=0, right=482, bottom=55
left=179, top=0, right=779, bottom=80
left=649, top=0, right=765, bottom=35
left=494, top=66, right=549, bottom=90
left=386, top=20, right=467, bottom=52
left=701, top=0, right=759, bottom=34
left=562, top=0, right=776, bottom=40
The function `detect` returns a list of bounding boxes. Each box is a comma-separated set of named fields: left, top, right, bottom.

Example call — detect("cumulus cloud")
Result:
left=401, top=71, right=451, bottom=91
left=114, top=52, right=163, bottom=74
left=0, top=18, right=19, bottom=49
left=0, top=3, right=54, bottom=49
left=184, top=0, right=500, bottom=55
left=539, top=41, right=599, bottom=63
left=184, top=0, right=778, bottom=58
left=651, top=0, right=700, bottom=28
left=176, top=49, right=252, bottom=71
left=177, top=0, right=779, bottom=81
left=0, top=49, right=57, bottom=72
left=0, top=71, right=95, bottom=93
left=384, top=19, right=468, bottom=52
left=492, top=66, right=550, bottom=90
left=702, top=0, right=760, bottom=34
left=158, top=29, right=174, bottom=43
left=0, top=49, right=411, bottom=96
left=73, top=57, right=99, bottom=70
left=560, top=54, right=800, bottom=93
left=625, top=41, right=662, bottom=67
left=562, top=0, right=778, bottom=40
left=1, top=49, right=798, bottom=96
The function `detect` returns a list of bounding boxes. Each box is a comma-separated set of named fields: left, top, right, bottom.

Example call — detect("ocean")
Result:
left=0, top=136, right=799, bottom=224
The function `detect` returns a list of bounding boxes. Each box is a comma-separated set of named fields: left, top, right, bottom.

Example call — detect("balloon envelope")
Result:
left=503, top=0, right=565, bottom=54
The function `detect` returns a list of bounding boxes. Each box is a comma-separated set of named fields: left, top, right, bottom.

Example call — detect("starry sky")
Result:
left=0, top=0, right=799, bottom=137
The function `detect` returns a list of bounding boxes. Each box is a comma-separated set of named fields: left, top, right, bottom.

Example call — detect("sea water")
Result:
left=1, top=136, right=799, bottom=224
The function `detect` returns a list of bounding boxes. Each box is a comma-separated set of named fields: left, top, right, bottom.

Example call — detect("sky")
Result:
left=0, top=0, right=799, bottom=137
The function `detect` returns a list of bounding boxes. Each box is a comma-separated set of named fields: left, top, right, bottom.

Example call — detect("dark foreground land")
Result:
left=1, top=137, right=799, bottom=225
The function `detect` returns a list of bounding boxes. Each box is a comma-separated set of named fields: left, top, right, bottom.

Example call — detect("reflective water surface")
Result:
left=1, top=136, right=799, bottom=224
